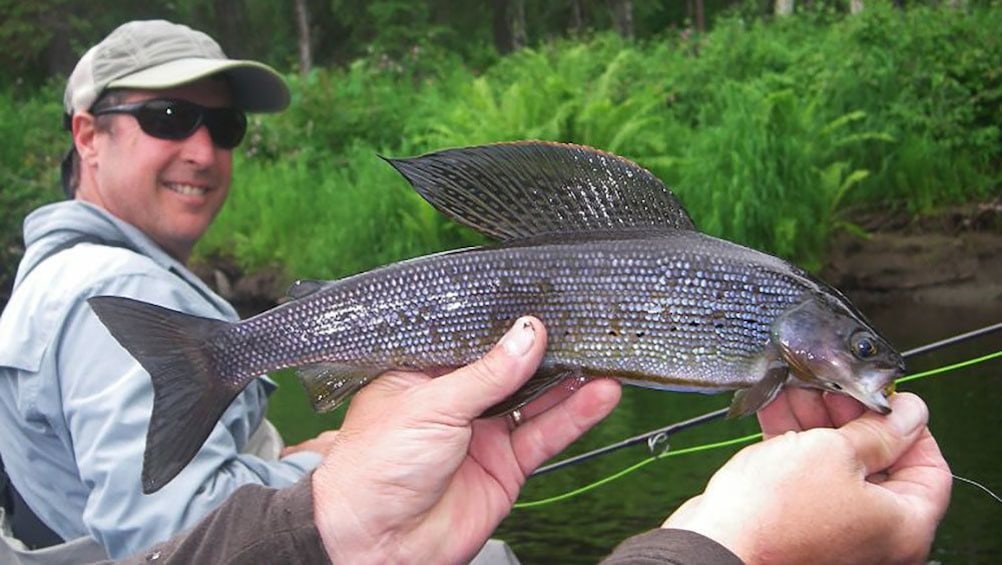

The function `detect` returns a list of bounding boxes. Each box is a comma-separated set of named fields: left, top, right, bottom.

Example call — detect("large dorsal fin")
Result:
left=383, top=141, right=695, bottom=241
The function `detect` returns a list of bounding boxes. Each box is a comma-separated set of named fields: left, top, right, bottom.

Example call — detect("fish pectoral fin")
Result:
left=297, top=363, right=381, bottom=413
left=481, top=367, right=575, bottom=418
left=728, top=362, right=789, bottom=418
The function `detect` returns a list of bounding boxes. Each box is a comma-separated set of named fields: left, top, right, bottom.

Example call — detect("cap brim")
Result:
left=107, top=58, right=289, bottom=113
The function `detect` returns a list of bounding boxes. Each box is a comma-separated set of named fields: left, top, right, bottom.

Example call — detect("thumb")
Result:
left=424, top=316, right=548, bottom=422
left=836, top=392, right=929, bottom=476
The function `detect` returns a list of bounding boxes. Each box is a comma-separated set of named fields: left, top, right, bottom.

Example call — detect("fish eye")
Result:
left=851, top=333, right=878, bottom=360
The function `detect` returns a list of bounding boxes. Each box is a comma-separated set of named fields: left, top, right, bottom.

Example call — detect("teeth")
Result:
left=165, top=182, right=208, bottom=196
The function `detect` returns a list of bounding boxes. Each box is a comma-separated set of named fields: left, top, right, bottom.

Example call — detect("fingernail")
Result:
left=501, top=318, right=535, bottom=357
left=890, top=394, right=926, bottom=435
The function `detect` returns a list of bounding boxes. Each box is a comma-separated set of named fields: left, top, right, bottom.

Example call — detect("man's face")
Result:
left=78, top=78, right=235, bottom=261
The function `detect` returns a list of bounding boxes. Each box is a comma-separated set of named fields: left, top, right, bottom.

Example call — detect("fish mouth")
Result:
left=855, top=388, right=892, bottom=415
left=850, top=366, right=903, bottom=415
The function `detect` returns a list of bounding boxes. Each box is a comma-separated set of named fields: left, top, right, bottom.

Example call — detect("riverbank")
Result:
left=821, top=198, right=1002, bottom=311
left=2, top=199, right=999, bottom=316
left=193, top=198, right=1002, bottom=319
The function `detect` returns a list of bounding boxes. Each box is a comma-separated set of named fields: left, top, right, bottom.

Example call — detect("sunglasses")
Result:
left=92, top=99, right=247, bottom=149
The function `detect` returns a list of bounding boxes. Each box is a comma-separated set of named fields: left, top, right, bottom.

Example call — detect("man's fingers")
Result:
left=758, top=388, right=829, bottom=438
left=882, top=429, right=952, bottom=520
left=837, top=392, right=928, bottom=476
left=758, top=389, right=801, bottom=438
left=787, top=388, right=833, bottom=430
left=511, top=378, right=621, bottom=474
left=424, top=317, right=548, bottom=422
left=823, top=392, right=866, bottom=427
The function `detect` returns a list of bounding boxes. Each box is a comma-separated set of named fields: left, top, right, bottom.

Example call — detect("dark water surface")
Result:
left=268, top=298, right=1002, bottom=564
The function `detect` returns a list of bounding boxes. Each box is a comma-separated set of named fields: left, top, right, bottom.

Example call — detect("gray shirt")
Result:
left=0, top=201, right=320, bottom=558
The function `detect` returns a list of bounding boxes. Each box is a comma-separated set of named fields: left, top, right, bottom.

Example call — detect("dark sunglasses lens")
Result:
left=205, top=109, right=247, bottom=149
left=136, top=101, right=201, bottom=140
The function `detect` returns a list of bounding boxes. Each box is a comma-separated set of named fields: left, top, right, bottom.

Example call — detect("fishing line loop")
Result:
left=647, top=432, right=670, bottom=456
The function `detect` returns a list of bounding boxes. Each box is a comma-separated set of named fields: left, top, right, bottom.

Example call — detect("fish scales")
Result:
left=213, top=230, right=815, bottom=391
left=86, top=140, right=903, bottom=494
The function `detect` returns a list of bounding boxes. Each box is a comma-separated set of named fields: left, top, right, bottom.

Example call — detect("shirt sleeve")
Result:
left=58, top=271, right=322, bottom=559
left=105, top=476, right=330, bottom=565
left=601, top=528, right=745, bottom=565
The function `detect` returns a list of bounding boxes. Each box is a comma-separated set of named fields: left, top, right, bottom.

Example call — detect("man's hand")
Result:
left=311, top=317, right=622, bottom=564
left=663, top=390, right=952, bottom=564
left=280, top=430, right=340, bottom=458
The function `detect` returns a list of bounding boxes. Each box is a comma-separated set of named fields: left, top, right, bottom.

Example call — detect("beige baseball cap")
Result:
left=63, top=19, right=289, bottom=117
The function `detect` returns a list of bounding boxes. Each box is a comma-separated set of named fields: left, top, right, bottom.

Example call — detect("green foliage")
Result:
left=2, top=4, right=1000, bottom=292
left=650, top=84, right=890, bottom=270
left=202, top=142, right=484, bottom=281
left=0, top=85, right=64, bottom=295
left=0, top=2, right=56, bottom=83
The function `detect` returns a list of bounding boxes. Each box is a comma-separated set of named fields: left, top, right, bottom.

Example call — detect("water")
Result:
left=267, top=298, right=1002, bottom=564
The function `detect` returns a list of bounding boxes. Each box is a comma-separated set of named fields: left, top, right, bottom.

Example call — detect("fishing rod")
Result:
left=531, top=320, right=1002, bottom=477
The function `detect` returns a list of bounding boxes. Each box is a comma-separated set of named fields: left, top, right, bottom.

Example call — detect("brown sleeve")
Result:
left=601, top=528, right=745, bottom=565
left=109, top=474, right=331, bottom=565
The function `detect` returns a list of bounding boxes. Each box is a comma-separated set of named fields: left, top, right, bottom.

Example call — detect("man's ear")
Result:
left=72, top=112, right=100, bottom=164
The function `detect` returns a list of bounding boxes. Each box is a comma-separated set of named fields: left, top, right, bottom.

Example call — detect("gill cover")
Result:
left=772, top=298, right=904, bottom=414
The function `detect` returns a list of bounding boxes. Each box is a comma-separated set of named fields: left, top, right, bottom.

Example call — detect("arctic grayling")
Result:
left=88, top=141, right=904, bottom=493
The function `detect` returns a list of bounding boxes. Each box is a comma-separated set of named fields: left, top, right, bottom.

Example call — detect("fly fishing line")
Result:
left=514, top=347, right=1002, bottom=509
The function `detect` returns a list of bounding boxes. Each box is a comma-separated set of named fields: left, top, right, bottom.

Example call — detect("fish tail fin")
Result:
left=87, top=296, right=244, bottom=494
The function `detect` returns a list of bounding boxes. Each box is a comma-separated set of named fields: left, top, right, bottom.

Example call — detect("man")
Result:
left=0, top=20, right=338, bottom=559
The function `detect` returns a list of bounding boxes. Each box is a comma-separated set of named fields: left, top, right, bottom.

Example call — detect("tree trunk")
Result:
left=511, top=0, right=527, bottom=50
left=212, top=0, right=248, bottom=57
left=41, top=10, right=76, bottom=76
left=850, top=0, right=864, bottom=13
left=569, top=0, right=584, bottom=36
left=774, top=0, right=794, bottom=16
left=695, top=0, right=705, bottom=32
left=607, top=0, right=634, bottom=40
left=294, top=0, right=312, bottom=77
left=492, top=0, right=527, bottom=54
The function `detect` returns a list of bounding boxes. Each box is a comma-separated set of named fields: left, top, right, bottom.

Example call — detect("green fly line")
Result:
left=513, top=348, right=1002, bottom=509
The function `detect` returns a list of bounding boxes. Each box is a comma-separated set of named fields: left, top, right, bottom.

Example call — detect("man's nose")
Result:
left=180, top=125, right=220, bottom=165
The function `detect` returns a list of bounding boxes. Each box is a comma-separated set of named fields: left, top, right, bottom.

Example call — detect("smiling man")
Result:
left=0, top=20, right=338, bottom=561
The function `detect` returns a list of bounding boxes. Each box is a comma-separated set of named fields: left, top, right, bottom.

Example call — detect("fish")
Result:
left=87, top=141, right=905, bottom=494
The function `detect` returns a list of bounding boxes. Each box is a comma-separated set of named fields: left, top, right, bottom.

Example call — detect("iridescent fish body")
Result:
left=88, top=141, right=904, bottom=493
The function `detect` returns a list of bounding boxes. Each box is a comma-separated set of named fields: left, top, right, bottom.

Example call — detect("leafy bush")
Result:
left=2, top=4, right=1000, bottom=293
left=203, top=141, right=485, bottom=282
left=0, top=85, right=64, bottom=298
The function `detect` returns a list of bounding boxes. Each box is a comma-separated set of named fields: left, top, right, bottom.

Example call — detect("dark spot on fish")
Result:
left=635, top=331, right=646, bottom=338
left=608, top=329, right=620, bottom=337
left=670, top=325, right=679, bottom=332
